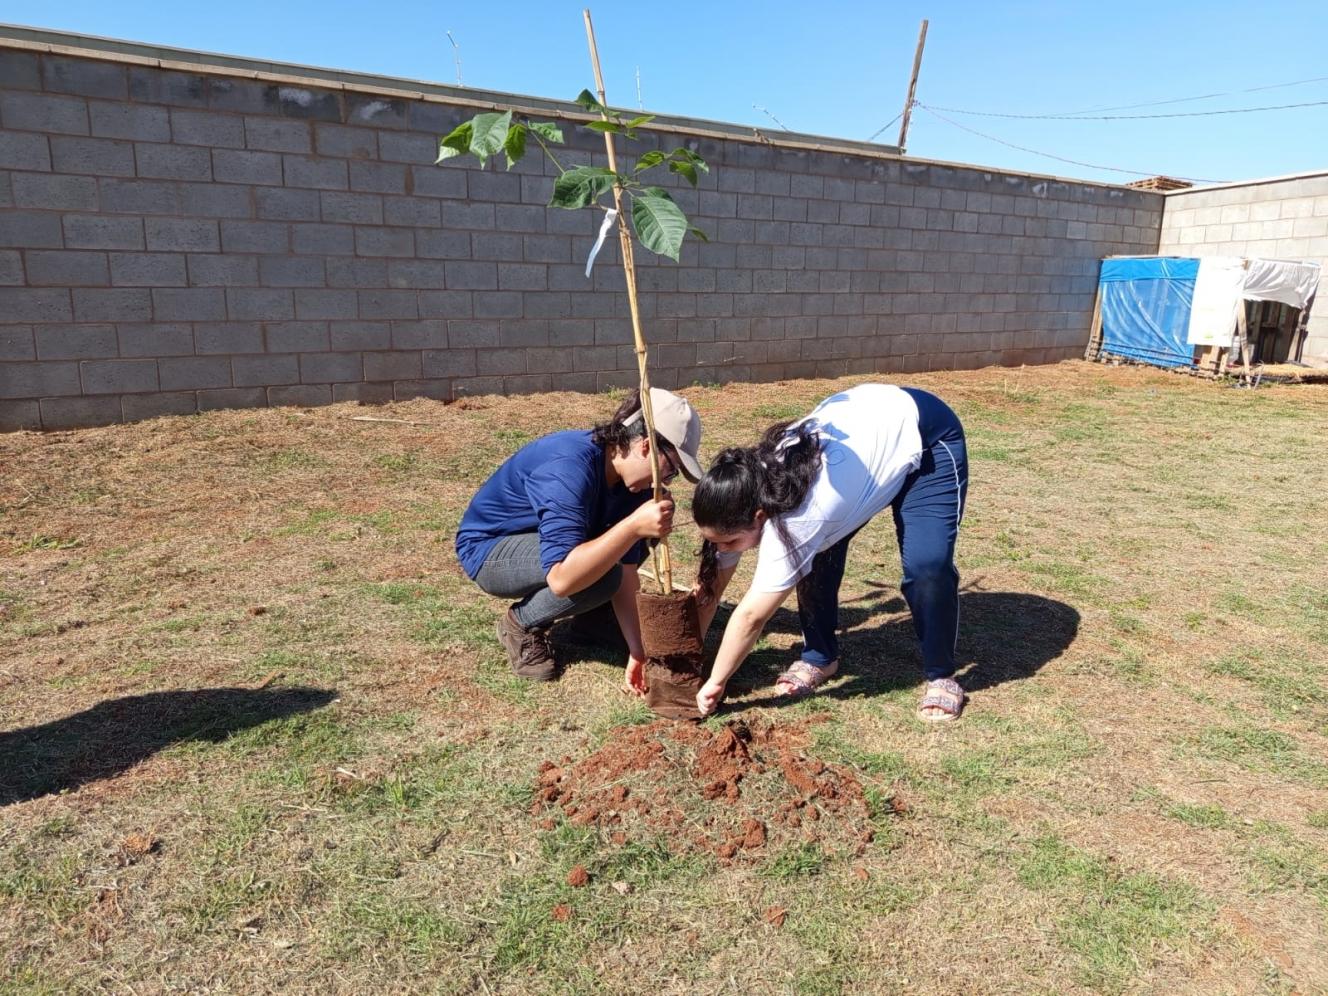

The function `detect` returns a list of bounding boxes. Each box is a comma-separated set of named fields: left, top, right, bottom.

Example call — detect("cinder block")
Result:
left=244, top=117, right=312, bottom=153
left=363, top=350, right=423, bottom=380
left=131, top=68, right=208, bottom=107
left=283, top=155, right=348, bottom=190
left=39, top=396, right=123, bottom=427
left=110, top=252, right=187, bottom=287
left=354, top=227, right=414, bottom=257
left=194, top=322, right=261, bottom=354
left=98, top=178, right=180, bottom=215
left=197, top=386, right=267, bottom=410
left=445, top=320, right=499, bottom=348
left=0, top=399, right=41, bottom=430
left=153, top=287, right=226, bottom=321
left=265, top=85, right=340, bottom=123
left=299, top=351, right=363, bottom=383
left=389, top=319, right=446, bottom=349
left=227, top=288, right=294, bottom=321
left=473, top=293, right=521, bottom=319
left=13, top=173, right=98, bottom=211
left=0, top=325, right=34, bottom=360
left=81, top=358, right=158, bottom=394
left=180, top=183, right=251, bottom=218
left=212, top=148, right=283, bottom=186
left=26, top=250, right=109, bottom=287
left=117, top=322, right=194, bottom=357
left=417, top=290, right=473, bottom=319
left=376, top=131, right=435, bottom=163
left=262, top=321, right=327, bottom=353
left=345, top=160, right=401, bottom=193
left=358, top=289, right=419, bottom=319
left=267, top=384, right=332, bottom=407
left=89, top=101, right=169, bottom=141
left=292, top=223, right=354, bottom=255
left=383, top=196, right=440, bottom=227
left=347, top=95, right=408, bottom=129
left=1, top=359, right=82, bottom=398
left=168, top=110, right=244, bottom=149
left=320, top=191, right=383, bottom=224
left=0, top=287, right=72, bottom=321
left=187, top=254, right=258, bottom=286
left=122, top=391, right=199, bottom=421
left=335, top=381, right=395, bottom=403
left=445, top=261, right=497, bottom=290
left=466, top=171, right=520, bottom=203
left=422, top=348, right=477, bottom=378
left=47, top=135, right=132, bottom=177
left=44, top=57, right=127, bottom=99
left=221, top=220, right=289, bottom=254
left=0, top=51, right=40, bottom=90
left=144, top=217, right=220, bottom=253
left=291, top=288, right=354, bottom=321
left=0, top=130, right=51, bottom=171
left=315, top=124, right=377, bottom=160
left=497, top=263, right=546, bottom=291
left=471, top=232, right=524, bottom=260
left=409, top=164, right=466, bottom=199
left=416, top=230, right=470, bottom=259
left=496, top=204, right=546, bottom=233
left=326, top=257, right=388, bottom=287
left=330, top=321, right=391, bottom=350
left=442, top=201, right=496, bottom=230
left=72, top=287, right=151, bottom=321
left=232, top=353, right=299, bottom=387
left=254, top=254, right=323, bottom=289
left=2, top=92, right=89, bottom=135
left=33, top=323, right=115, bottom=360
left=387, top=259, right=447, bottom=289
left=254, top=187, right=320, bottom=222
left=135, top=142, right=212, bottom=181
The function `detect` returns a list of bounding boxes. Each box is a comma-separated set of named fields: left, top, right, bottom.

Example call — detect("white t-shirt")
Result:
left=718, top=384, right=924, bottom=592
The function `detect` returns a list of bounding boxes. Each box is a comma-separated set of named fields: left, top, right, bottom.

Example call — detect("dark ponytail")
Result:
left=694, top=419, right=822, bottom=601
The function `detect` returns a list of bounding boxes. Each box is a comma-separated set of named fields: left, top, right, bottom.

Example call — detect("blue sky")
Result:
left=5, top=0, right=1326, bottom=187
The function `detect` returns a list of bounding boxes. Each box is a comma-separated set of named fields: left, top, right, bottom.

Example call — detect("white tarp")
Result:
left=1185, top=256, right=1321, bottom=346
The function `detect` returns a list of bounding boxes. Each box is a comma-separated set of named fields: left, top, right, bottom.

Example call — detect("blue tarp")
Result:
left=1098, top=257, right=1198, bottom=368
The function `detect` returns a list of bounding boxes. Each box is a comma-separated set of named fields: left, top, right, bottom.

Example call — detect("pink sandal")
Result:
left=917, top=678, right=965, bottom=722
left=774, top=659, right=839, bottom=699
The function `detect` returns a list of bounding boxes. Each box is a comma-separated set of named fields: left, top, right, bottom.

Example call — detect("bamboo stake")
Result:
left=583, top=8, right=671, bottom=594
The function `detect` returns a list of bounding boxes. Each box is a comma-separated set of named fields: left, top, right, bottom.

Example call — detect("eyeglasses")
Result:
left=658, top=447, right=679, bottom=484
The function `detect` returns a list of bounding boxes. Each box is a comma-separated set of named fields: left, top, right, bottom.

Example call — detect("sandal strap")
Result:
left=919, top=678, right=964, bottom=715
left=776, top=660, right=838, bottom=698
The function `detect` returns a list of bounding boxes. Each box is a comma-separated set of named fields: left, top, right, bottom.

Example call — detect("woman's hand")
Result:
left=697, top=676, right=726, bottom=717
left=628, top=498, right=674, bottom=540
left=623, top=654, right=648, bottom=697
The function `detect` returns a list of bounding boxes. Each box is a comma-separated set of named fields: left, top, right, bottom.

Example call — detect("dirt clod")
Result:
left=764, top=906, right=788, bottom=927
left=551, top=903, right=572, bottom=921
left=567, top=865, right=589, bottom=888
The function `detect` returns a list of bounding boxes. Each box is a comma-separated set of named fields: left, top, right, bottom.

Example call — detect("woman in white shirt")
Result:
left=692, top=384, right=968, bottom=721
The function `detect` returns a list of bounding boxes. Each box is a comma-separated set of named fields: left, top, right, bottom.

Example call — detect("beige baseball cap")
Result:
left=625, top=387, right=703, bottom=482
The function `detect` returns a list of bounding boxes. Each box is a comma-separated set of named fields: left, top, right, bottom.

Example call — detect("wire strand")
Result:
left=973, top=73, right=1328, bottom=118
left=923, top=97, right=1328, bottom=121
left=916, top=104, right=1228, bottom=183
left=866, top=111, right=904, bottom=143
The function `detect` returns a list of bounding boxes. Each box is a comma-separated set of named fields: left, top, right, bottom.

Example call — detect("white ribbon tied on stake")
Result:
left=585, top=207, right=618, bottom=278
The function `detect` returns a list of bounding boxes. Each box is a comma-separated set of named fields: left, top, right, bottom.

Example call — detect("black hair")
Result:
left=693, top=418, right=823, bottom=600
left=590, top=389, right=681, bottom=474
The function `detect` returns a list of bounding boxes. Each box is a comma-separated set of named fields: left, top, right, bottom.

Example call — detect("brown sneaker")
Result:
left=496, top=607, right=557, bottom=681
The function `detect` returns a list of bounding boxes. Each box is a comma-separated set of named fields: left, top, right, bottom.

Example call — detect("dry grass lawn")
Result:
left=2, top=360, right=1326, bottom=994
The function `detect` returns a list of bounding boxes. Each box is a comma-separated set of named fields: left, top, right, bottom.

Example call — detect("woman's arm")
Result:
left=695, top=563, right=739, bottom=637
left=545, top=497, right=672, bottom=597
left=696, top=584, right=792, bottom=716
left=610, top=563, right=648, bottom=696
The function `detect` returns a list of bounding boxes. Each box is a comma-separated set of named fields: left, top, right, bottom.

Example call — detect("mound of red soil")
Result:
left=532, top=718, right=884, bottom=862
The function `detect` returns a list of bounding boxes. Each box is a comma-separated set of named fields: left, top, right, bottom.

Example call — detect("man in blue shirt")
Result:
left=456, top=388, right=703, bottom=688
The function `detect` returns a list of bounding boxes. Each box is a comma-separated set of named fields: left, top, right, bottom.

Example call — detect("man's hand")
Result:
left=628, top=497, right=674, bottom=540
left=697, top=676, right=726, bottom=717
left=623, top=654, right=648, bottom=697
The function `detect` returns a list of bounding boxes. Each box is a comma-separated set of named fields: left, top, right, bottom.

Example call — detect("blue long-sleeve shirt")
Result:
left=455, top=430, right=649, bottom=580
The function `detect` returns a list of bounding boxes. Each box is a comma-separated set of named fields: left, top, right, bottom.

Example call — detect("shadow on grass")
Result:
left=558, top=586, right=1079, bottom=703
left=0, top=686, right=336, bottom=806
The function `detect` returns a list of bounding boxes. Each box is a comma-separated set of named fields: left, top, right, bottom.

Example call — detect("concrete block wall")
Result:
left=1158, top=172, right=1328, bottom=360
left=0, top=32, right=1164, bottom=430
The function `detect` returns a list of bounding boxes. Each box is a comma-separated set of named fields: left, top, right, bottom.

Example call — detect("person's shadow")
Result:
left=559, top=581, right=1079, bottom=703
left=0, top=686, right=336, bottom=806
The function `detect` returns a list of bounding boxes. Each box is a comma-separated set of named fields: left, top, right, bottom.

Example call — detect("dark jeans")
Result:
left=795, top=388, right=968, bottom=681
left=473, top=532, right=622, bottom=630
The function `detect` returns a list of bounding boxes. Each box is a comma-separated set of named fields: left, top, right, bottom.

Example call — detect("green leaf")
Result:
left=669, top=160, right=698, bottom=186
left=688, top=225, right=710, bottom=243
left=633, top=150, right=666, bottom=172
left=469, top=111, right=513, bottom=162
left=550, top=166, right=617, bottom=210
left=631, top=192, right=688, bottom=261
left=530, top=121, right=564, bottom=144
left=626, top=114, right=655, bottom=128
left=586, top=120, right=623, bottom=134
left=435, top=121, right=472, bottom=164
left=503, top=123, right=527, bottom=171
left=672, top=147, right=710, bottom=172
left=574, top=89, right=605, bottom=115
